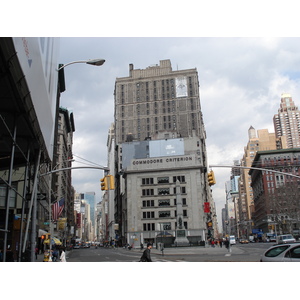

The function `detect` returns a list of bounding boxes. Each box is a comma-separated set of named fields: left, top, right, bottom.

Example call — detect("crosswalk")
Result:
left=154, top=259, right=185, bottom=262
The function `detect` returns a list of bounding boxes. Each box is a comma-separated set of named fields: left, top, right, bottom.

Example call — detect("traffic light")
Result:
left=108, top=175, right=115, bottom=190
left=100, top=176, right=108, bottom=191
left=207, top=170, right=216, bottom=186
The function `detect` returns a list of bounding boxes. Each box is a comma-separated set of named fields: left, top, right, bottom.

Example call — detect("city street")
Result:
left=39, top=243, right=272, bottom=262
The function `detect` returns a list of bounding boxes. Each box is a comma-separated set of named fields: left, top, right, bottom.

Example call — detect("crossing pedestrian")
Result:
left=60, top=247, right=66, bottom=262
left=139, top=243, right=152, bottom=262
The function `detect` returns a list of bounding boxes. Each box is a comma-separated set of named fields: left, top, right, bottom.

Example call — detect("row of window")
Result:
left=0, top=184, right=17, bottom=208
left=142, top=186, right=186, bottom=196
left=142, top=198, right=187, bottom=207
left=142, top=176, right=185, bottom=185
left=143, top=210, right=187, bottom=219
left=143, top=221, right=188, bottom=231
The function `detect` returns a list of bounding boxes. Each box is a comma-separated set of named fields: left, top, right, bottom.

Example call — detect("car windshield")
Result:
left=265, top=245, right=290, bottom=257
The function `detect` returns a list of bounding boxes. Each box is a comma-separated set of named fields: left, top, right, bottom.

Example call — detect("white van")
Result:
left=229, top=235, right=236, bottom=245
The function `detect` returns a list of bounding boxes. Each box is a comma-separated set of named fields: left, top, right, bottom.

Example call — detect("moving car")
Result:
left=239, top=239, right=249, bottom=244
left=278, top=234, right=296, bottom=244
left=260, top=242, right=300, bottom=262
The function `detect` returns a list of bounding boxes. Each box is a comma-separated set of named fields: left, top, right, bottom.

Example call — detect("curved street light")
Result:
left=56, top=58, right=105, bottom=71
left=22, top=58, right=106, bottom=261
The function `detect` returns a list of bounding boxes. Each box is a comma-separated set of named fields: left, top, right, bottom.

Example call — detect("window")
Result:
left=173, top=186, right=186, bottom=194
left=142, top=200, right=155, bottom=207
left=142, top=189, right=154, bottom=196
left=158, top=188, right=170, bottom=195
left=0, top=183, right=17, bottom=207
left=173, top=176, right=185, bottom=183
left=142, top=178, right=154, bottom=185
left=157, top=177, right=169, bottom=184
left=143, top=223, right=155, bottom=231
left=158, top=199, right=170, bottom=207
left=159, top=211, right=171, bottom=218
left=143, top=211, right=155, bottom=219
left=265, top=245, right=290, bottom=257
left=161, top=222, right=171, bottom=230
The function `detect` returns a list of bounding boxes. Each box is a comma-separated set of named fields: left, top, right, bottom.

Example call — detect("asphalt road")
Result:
left=64, top=243, right=272, bottom=262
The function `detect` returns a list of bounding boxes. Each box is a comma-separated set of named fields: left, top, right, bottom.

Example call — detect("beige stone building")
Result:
left=112, top=60, right=217, bottom=246
left=114, top=59, right=205, bottom=143
left=238, top=126, right=277, bottom=237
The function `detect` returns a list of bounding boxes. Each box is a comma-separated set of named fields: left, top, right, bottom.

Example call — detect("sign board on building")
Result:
left=12, top=37, right=59, bottom=161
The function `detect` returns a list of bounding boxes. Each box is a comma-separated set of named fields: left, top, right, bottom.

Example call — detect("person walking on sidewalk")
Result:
left=60, top=247, right=66, bottom=262
left=139, top=243, right=152, bottom=262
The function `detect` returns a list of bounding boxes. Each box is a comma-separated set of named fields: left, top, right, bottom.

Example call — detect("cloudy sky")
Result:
left=6, top=1, right=299, bottom=233
left=57, top=37, right=300, bottom=229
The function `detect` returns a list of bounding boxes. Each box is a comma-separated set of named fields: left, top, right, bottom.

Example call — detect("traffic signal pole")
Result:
left=209, top=165, right=300, bottom=179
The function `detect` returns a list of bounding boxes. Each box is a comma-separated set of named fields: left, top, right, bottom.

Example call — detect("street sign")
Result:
left=26, top=193, right=47, bottom=200
left=37, top=193, right=47, bottom=200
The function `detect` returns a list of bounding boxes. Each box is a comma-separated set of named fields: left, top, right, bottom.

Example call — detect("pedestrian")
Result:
left=139, top=243, right=152, bottom=262
left=140, top=243, right=144, bottom=251
left=224, top=238, right=229, bottom=251
left=211, top=240, right=215, bottom=247
left=60, top=247, right=66, bottom=262
left=219, top=239, right=223, bottom=248
left=52, top=248, right=58, bottom=262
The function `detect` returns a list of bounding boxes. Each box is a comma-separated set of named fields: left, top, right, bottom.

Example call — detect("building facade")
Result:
left=52, top=107, right=75, bottom=245
left=114, top=59, right=205, bottom=143
left=273, top=93, right=300, bottom=149
left=238, top=127, right=277, bottom=233
left=250, top=148, right=300, bottom=238
left=113, top=60, right=216, bottom=247
left=121, top=135, right=211, bottom=246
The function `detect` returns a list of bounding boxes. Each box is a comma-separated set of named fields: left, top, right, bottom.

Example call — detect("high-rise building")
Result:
left=112, top=59, right=216, bottom=247
left=114, top=59, right=205, bottom=143
left=273, top=93, right=300, bottom=149
left=238, top=126, right=277, bottom=237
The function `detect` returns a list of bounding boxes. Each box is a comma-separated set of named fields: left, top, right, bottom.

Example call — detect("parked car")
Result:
left=260, top=242, right=300, bottom=262
left=278, top=234, right=296, bottom=244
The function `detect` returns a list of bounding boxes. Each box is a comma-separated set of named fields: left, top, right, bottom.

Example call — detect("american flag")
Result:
left=52, top=198, right=65, bottom=221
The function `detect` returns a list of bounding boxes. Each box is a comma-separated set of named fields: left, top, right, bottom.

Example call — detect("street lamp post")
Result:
left=39, top=58, right=105, bottom=261
left=56, top=58, right=105, bottom=71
